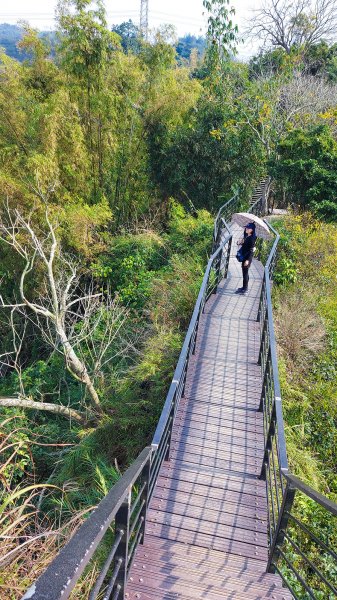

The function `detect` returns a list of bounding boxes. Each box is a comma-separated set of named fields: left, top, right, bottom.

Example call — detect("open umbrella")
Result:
left=232, top=212, right=272, bottom=240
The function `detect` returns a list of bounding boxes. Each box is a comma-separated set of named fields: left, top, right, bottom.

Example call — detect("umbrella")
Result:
left=232, top=212, right=272, bottom=240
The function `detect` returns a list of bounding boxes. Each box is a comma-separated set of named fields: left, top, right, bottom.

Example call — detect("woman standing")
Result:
left=235, top=223, right=256, bottom=294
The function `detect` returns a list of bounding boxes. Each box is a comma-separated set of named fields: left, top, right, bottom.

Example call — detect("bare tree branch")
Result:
left=0, top=200, right=128, bottom=421
left=0, top=397, right=88, bottom=424
left=246, top=0, right=337, bottom=53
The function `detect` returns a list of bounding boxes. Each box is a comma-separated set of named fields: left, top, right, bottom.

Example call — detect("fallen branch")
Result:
left=0, top=397, right=88, bottom=425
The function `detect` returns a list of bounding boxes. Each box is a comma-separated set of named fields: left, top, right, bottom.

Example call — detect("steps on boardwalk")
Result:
left=126, top=539, right=292, bottom=599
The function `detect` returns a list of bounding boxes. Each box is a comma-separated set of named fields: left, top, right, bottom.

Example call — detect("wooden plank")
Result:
left=126, top=582, right=292, bottom=600
left=131, top=557, right=281, bottom=587
left=153, top=481, right=267, bottom=512
left=186, top=359, right=262, bottom=376
left=159, top=463, right=266, bottom=492
left=146, top=511, right=267, bottom=547
left=171, top=436, right=264, bottom=460
left=182, top=390, right=261, bottom=409
left=139, top=536, right=268, bottom=571
left=155, top=476, right=267, bottom=504
left=171, top=421, right=263, bottom=443
left=149, top=498, right=267, bottom=532
left=184, top=378, right=262, bottom=394
left=128, top=569, right=284, bottom=598
left=151, top=488, right=267, bottom=522
left=170, top=436, right=264, bottom=460
left=150, top=488, right=267, bottom=531
left=129, top=561, right=281, bottom=593
left=171, top=428, right=264, bottom=451
left=177, top=401, right=263, bottom=424
left=173, top=411, right=264, bottom=434
left=144, top=522, right=268, bottom=561
left=167, top=451, right=261, bottom=477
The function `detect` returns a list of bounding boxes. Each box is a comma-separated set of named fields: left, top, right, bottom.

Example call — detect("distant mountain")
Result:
left=0, top=23, right=56, bottom=61
left=0, top=22, right=205, bottom=64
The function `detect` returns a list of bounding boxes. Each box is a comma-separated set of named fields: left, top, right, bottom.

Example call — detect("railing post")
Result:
left=260, top=401, right=276, bottom=480
left=259, top=348, right=271, bottom=412
left=267, top=480, right=296, bottom=573
left=164, top=410, right=174, bottom=461
left=224, top=237, right=232, bottom=280
left=112, top=488, right=131, bottom=599
left=139, top=454, right=151, bottom=546
left=257, top=274, right=265, bottom=322
left=258, top=314, right=269, bottom=366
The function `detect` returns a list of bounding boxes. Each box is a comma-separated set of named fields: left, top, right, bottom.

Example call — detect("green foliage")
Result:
left=203, top=0, right=239, bottom=69
left=111, top=20, right=141, bottom=54
left=304, top=41, right=337, bottom=82
left=176, top=35, right=206, bottom=63
left=271, top=125, right=337, bottom=220
left=274, top=215, right=337, bottom=494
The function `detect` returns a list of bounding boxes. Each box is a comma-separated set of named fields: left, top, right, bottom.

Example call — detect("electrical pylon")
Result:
left=140, top=0, right=149, bottom=40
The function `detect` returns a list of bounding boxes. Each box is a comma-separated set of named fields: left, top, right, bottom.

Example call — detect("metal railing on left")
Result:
left=22, top=196, right=235, bottom=600
left=23, top=448, right=152, bottom=600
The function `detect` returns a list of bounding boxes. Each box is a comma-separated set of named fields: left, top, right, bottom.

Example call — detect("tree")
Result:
left=0, top=202, right=127, bottom=424
left=304, top=41, right=337, bottom=80
left=56, top=0, right=121, bottom=196
left=203, top=0, right=239, bottom=74
left=112, top=20, right=141, bottom=54
left=176, top=35, right=206, bottom=62
left=247, top=0, right=337, bottom=54
left=270, top=124, right=337, bottom=219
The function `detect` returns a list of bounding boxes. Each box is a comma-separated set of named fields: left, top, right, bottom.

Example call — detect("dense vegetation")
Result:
left=1, top=0, right=337, bottom=596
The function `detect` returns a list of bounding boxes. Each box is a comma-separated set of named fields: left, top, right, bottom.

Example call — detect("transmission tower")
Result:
left=140, top=0, right=149, bottom=40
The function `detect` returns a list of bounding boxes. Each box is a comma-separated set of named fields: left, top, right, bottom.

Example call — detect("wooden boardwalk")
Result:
left=126, top=226, right=292, bottom=600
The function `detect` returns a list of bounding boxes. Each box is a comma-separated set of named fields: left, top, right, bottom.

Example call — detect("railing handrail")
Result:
left=282, top=472, right=337, bottom=515
left=213, top=192, right=238, bottom=241
left=152, top=230, right=232, bottom=449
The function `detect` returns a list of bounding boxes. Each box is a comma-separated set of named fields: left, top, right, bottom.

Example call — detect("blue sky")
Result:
left=0, top=0, right=260, bottom=57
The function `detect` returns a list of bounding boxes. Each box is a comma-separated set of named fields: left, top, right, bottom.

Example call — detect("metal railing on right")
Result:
left=257, top=219, right=337, bottom=599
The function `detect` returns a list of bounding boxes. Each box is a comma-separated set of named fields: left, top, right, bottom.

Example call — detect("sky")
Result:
left=0, top=0, right=261, bottom=57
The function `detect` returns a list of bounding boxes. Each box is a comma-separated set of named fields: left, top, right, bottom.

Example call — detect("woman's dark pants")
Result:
left=242, top=262, right=250, bottom=291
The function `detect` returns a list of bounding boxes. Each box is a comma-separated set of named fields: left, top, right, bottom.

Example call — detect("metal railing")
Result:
left=256, top=219, right=337, bottom=599
left=23, top=195, right=234, bottom=600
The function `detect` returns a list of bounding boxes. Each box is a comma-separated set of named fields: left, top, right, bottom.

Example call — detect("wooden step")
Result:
left=126, top=583, right=292, bottom=600
left=171, top=426, right=264, bottom=452
left=145, top=521, right=268, bottom=560
left=170, top=437, right=264, bottom=463
left=174, top=409, right=264, bottom=433
left=151, top=488, right=267, bottom=523
left=149, top=496, right=267, bottom=532
left=167, top=450, right=261, bottom=477
left=127, top=568, right=286, bottom=597
left=132, top=549, right=275, bottom=582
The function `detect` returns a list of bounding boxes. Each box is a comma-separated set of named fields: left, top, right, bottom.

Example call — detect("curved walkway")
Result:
left=126, top=225, right=292, bottom=600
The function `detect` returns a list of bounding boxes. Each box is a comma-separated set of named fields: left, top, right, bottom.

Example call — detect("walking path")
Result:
left=126, top=225, right=292, bottom=599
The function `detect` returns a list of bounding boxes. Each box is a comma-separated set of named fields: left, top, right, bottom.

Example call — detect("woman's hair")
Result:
left=244, top=222, right=257, bottom=242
